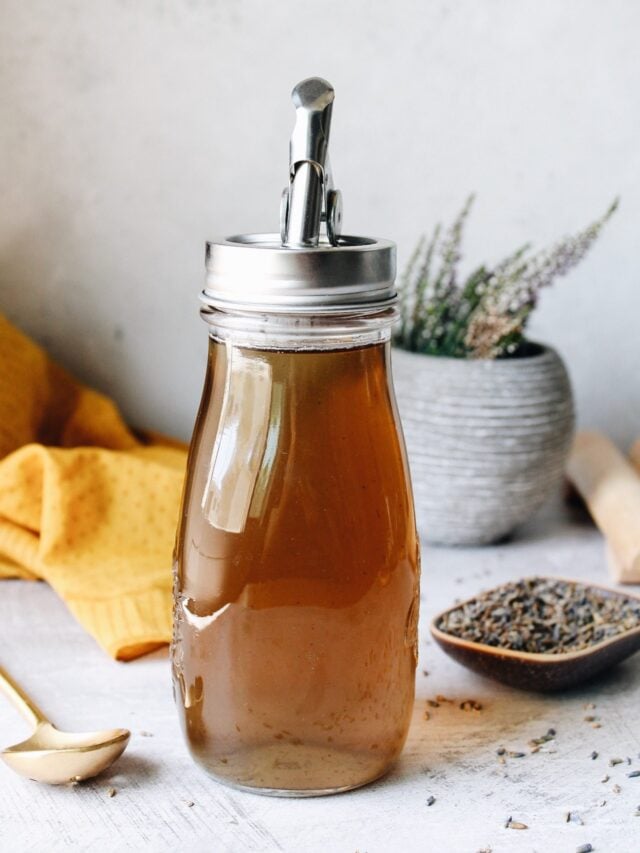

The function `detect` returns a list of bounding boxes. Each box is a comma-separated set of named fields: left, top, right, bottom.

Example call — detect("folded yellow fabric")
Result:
left=0, top=315, right=187, bottom=660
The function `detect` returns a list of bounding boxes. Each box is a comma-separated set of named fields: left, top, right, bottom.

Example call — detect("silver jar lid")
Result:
left=202, top=78, right=397, bottom=315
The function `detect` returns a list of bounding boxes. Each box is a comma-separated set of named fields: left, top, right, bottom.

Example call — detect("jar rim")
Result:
left=200, top=304, right=398, bottom=351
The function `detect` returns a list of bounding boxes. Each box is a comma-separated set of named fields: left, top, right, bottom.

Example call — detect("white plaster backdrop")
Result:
left=1, top=0, right=638, bottom=444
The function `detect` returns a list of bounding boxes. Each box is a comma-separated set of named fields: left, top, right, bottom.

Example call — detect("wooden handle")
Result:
left=567, top=431, right=640, bottom=583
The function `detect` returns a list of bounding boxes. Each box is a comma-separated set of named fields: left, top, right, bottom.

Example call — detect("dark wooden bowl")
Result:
left=430, top=578, right=640, bottom=692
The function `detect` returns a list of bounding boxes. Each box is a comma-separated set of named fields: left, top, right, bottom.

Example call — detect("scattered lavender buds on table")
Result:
left=436, top=578, right=640, bottom=654
left=529, top=729, right=556, bottom=747
left=504, top=817, right=528, bottom=830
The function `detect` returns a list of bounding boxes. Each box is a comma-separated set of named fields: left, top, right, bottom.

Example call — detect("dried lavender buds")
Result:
left=529, top=729, right=556, bottom=747
left=504, top=817, right=528, bottom=830
left=436, top=578, right=640, bottom=654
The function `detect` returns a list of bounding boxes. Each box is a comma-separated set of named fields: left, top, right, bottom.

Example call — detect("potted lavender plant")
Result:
left=393, top=197, right=617, bottom=545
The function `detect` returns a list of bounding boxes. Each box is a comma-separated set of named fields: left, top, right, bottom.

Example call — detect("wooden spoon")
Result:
left=0, top=666, right=130, bottom=784
left=430, top=578, right=640, bottom=692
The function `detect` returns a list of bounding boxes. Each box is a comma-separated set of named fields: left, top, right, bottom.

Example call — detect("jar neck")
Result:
left=200, top=306, right=397, bottom=351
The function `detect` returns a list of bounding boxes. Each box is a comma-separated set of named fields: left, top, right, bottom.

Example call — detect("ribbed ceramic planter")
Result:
left=392, top=343, right=575, bottom=546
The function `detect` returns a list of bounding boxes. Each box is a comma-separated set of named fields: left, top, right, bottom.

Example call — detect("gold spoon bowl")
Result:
left=430, top=578, right=640, bottom=692
left=0, top=666, right=130, bottom=784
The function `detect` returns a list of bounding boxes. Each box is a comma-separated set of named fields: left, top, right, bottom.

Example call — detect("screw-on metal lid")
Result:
left=204, top=233, right=396, bottom=314
left=202, top=78, right=397, bottom=315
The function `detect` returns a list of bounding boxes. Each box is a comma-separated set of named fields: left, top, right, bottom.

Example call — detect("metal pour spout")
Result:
left=280, top=77, right=343, bottom=248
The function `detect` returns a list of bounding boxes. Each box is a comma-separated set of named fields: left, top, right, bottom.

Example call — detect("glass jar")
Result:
left=171, top=77, right=420, bottom=796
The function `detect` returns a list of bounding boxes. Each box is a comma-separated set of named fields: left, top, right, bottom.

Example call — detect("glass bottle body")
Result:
left=172, top=317, right=419, bottom=796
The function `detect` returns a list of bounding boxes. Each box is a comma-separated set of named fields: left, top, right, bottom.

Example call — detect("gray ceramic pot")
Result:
left=392, top=343, right=574, bottom=546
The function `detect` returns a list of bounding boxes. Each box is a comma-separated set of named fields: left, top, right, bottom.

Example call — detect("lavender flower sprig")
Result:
left=395, top=197, right=618, bottom=359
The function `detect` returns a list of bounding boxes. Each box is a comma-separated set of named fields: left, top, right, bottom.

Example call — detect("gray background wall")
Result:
left=1, top=0, right=638, bottom=444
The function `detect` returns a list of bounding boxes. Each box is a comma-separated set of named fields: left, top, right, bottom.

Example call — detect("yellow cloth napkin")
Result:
left=0, top=315, right=187, bottom=660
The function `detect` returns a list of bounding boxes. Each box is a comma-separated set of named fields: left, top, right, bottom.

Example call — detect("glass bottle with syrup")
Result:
left=172, top=77, right=420, bottom=796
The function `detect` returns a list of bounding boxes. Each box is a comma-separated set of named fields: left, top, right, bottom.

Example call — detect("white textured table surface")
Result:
left=2, top=501, right=640, bottom=853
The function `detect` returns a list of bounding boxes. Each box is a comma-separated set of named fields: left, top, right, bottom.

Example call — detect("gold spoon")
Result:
left=0, top=666, right=130, bottom=784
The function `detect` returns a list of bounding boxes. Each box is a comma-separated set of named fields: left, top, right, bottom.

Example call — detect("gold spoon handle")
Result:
left=0, top=666, right=49, bottom=729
